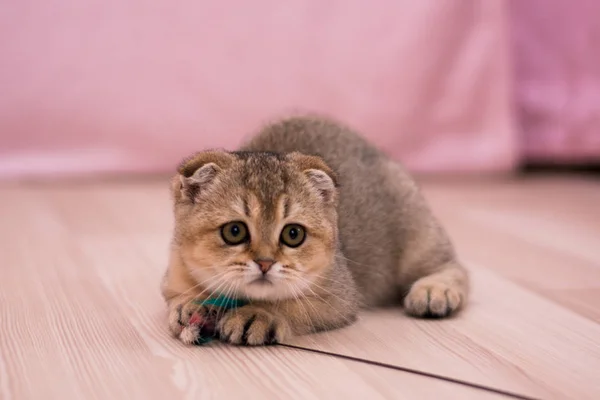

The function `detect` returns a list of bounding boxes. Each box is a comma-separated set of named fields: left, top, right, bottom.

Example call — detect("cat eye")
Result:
left=280, top=224, right=306, bottom=248
left=220, top=221, right=250, bottom=245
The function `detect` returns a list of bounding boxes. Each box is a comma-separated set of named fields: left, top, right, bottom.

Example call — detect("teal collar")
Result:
left=192, top=294, right=248, bottom=309
left=190, top=294, right=248, bottom=345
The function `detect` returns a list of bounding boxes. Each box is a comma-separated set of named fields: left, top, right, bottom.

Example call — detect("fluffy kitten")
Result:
left=161, top=115, right=469, bottom=346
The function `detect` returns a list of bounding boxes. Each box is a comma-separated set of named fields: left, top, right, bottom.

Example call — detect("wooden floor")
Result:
left=1, top=175, right=599, bottom=399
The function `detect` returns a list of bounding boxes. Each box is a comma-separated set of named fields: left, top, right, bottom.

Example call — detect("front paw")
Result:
left=404, top=281, right=463, bottom=318
left=168, top=301, right=216, bottom=345
left=218, top=306, right=291, bottom=346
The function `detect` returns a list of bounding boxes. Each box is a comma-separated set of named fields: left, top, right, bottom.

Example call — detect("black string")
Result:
left=276, top=343, right=541, bottom=400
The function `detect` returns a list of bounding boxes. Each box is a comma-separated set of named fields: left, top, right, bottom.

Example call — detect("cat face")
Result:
left=172, top=150, right=339, bottom=301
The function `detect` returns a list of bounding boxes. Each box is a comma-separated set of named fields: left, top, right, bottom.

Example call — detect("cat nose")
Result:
left=256, top=258, right=275, bottom=274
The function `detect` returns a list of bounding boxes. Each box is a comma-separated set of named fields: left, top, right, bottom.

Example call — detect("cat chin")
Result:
left=241, top=285, right=283, bottom=301
left=240, top=279, right=311, bottom=302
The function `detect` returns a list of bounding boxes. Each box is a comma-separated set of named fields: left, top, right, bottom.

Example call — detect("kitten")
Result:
left=161, top=115, right=469, bottom=346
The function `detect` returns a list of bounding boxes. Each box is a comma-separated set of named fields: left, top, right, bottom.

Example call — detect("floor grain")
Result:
left=1, top=177, right=599, bottom=399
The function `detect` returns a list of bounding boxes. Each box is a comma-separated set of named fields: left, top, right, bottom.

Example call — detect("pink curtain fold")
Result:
left=0, top=1, right=597, bottom=180
left=511, top=0, right=600, bottom=164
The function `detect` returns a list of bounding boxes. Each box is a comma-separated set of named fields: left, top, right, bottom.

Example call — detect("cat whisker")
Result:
left=333, top=254, right=370, bottom=268
left=175, top=264, right=241, bottom=296
left=173, top=278, right=217, bottom=301
left=287, top=273, right=357, bottom=325
left=312, top=275, right=358, bottom=289
left=190, top=277, right=235, bottom=336
left=181, top=263, right=248, bottom=302
left=175, top=269, right=232, bottom=299
left=285, top=270, right=357, bottom=299
left=293, top=285, right=326, bottom=333
left=287, top=282, right=338, bottom=347
left=216, top=279, right=241, bottom=322
left=190, top=273, right=234, bottom=304
left=284, top=282, right=321, bottom=346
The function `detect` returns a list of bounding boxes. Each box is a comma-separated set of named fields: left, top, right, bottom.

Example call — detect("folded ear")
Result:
left=287, top=152, right=338, bottom=204
left=173, top=150, right=234, bottom=203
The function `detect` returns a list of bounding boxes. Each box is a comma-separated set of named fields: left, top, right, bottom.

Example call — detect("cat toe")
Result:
left=404, top=283, right=462, bottom=318
left=219, top=306, right=290, bottom=346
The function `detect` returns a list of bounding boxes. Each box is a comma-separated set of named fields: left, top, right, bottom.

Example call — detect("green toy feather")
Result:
left=190, top=294, right=249, bottom=344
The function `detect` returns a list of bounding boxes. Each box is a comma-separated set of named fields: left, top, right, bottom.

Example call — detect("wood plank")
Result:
left=287, top=267, right=600, bottom=400
left=1, top=178, right=599, bottom=399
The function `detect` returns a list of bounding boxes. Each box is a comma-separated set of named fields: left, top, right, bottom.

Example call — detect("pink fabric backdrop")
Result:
left=1, top=1, right=516, bottom=179
left=511, top=0, right=600, bottom=163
